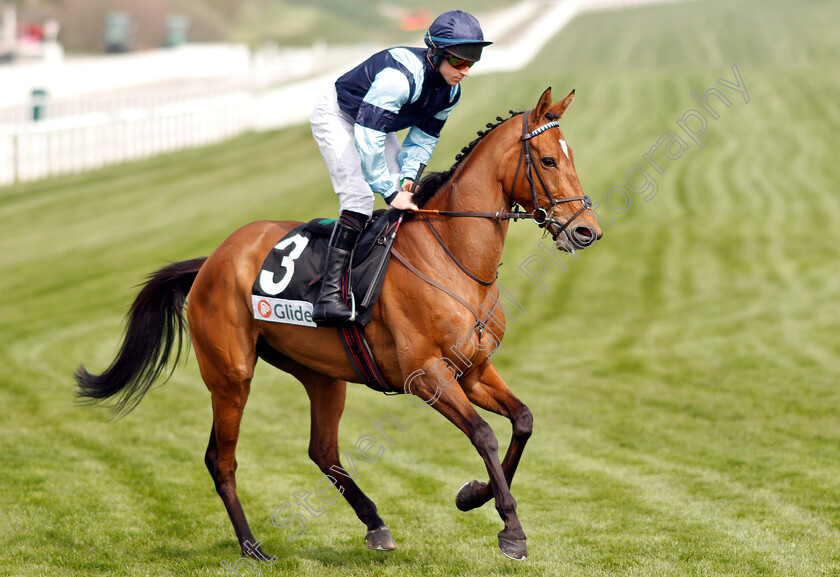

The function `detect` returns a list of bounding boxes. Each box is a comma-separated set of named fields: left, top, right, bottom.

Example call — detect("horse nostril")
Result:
left=571, top=225, right=597, bottom=248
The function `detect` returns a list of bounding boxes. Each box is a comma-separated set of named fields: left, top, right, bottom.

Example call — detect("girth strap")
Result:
left=338, top=323, right=398, bottom=394
left=338, top=261, right=398, bottom=395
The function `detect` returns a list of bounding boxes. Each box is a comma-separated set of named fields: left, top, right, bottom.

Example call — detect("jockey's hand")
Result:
left=386, top=188, right=419, bottom=211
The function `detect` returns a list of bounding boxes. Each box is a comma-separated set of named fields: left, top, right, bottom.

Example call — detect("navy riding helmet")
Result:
left=424, top=10, right=492, bottom=66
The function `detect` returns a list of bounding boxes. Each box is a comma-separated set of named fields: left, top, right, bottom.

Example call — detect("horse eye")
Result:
left=541, top=157, right=557, bottom=168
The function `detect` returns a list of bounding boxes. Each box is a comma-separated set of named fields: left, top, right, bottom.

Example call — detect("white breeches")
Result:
left=310, top=85, right=401, bottom=217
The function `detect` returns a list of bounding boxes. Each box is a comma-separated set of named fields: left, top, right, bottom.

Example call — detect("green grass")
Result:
left=2, top=0, right=840, bottom=575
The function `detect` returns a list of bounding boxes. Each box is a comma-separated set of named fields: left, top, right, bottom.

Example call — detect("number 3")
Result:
left=259, top=234, right=309, bottom=296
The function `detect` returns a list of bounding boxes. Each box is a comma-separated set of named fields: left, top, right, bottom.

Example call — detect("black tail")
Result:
left=75, top=257, right=208, bottom=417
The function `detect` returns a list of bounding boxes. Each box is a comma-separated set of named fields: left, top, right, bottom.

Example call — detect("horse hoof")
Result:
left=456, top=479, right=490, bottom=512
left=365, top=526, right=397, bottom=551
left=242, top=543, right=273, bottom=561
left=498, top=535, right=528, bottom=561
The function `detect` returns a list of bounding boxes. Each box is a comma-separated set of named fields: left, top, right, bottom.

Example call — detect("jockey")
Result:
left=310, top=10, right=491, bottom=326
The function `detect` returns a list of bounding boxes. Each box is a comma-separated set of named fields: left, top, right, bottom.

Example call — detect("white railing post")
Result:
left=0, top=129, right=15, bottom=185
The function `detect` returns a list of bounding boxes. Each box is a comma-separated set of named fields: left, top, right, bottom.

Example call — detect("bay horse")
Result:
left=75, top=88, right=601, bottom=561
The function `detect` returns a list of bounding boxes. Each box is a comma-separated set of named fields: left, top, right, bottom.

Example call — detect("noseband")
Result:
left=513, top=110, right=593, bottom=240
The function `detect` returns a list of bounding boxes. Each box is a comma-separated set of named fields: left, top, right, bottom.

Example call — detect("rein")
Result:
left=409, top=207, right=534, bottom=221
left=420, top=213, right=496, bottom=286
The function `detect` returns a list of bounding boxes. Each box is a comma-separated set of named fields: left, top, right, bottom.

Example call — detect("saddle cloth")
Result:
left=251, top=209, right=401, bottom=328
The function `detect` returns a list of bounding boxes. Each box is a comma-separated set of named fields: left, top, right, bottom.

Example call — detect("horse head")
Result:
left=506, top=87, right=602, bottom=252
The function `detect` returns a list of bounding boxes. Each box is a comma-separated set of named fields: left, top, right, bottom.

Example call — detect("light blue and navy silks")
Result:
left=335, top=47, right=461, bottom=198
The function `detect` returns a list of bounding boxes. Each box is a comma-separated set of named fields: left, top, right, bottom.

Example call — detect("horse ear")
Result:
left=530, top=87, right=553, bottom=128
left=548, top=89, right=576, bottom=119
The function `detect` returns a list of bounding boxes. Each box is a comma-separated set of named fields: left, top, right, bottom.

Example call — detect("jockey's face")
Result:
left=438, top=58, right=471, bottom=86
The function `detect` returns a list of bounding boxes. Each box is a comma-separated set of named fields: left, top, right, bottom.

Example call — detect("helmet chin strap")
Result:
left=425, top=33, right=444, bottom=68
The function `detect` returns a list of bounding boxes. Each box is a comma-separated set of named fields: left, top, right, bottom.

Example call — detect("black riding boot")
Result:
left=312, top=223, right=360, bottom=326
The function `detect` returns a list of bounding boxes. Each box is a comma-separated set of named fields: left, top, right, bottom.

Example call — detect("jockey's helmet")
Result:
left=425, top=10, right=492, bottom=65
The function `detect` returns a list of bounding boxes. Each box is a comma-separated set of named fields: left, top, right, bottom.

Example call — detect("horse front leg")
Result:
left=407, top=371, right=528, bottom=560
left=455, top=361, right=533, bottom=514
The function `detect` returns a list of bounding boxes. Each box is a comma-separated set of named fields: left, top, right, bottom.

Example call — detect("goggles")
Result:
left=445, top=55, right=476, bottom=70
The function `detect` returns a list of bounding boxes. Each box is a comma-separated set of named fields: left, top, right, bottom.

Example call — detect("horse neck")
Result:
left=421, top=137, right=514, bottom=284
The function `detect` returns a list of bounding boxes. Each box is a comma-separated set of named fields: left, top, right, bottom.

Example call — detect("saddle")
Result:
left=252, top=209, right=403, bottom=393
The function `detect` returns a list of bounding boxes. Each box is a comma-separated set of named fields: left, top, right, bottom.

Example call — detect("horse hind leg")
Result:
left=191, top=309, right=266, bottom=558
left=257, top=343, right=395, bottom=551
left=204, top=413, right=273, bottom=561
left=302, top=372, right=396, bottom=551
left=202, top=373, right=273, bottom=560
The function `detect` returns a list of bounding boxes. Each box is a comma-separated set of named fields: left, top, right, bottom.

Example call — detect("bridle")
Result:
left=410, top=109, right=593, bottom=241
left=400, top=108, right=595, bottom=288
left=513, top=110, right=593, bottom=240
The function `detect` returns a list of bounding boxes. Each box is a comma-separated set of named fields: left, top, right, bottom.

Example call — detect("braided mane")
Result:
left=413, top=110, right=522, bottom=208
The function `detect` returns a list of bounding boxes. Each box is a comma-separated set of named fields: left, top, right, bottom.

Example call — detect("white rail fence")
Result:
left=0, top=43, right=373, bottom=187
left=0, top=89, right=315, bottom=186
